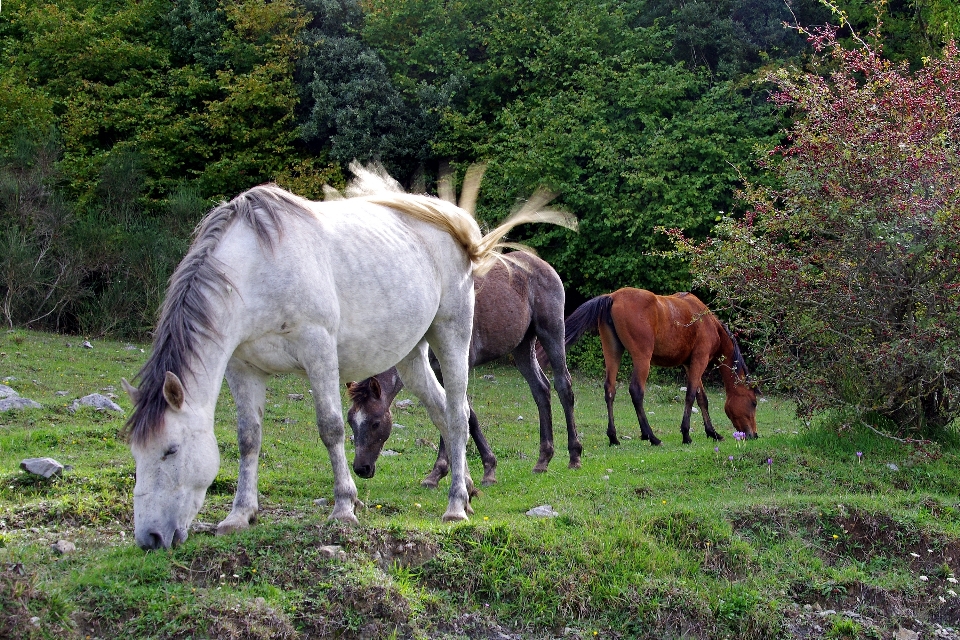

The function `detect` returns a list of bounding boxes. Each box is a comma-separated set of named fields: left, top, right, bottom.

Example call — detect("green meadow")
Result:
left=1, top=329, right=959, bottom=639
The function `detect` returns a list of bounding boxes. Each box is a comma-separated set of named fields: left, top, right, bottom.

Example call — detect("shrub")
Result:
left=671, top=17, right=960, bottom=435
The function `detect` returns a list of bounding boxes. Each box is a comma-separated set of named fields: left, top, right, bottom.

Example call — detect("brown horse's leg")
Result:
left=468, top=405, right=497, bottom=485
left=680, top=362, right=711, bottom=444
left=627, top=362, right=662, bottom=446
left=513, top=337, right=557, bottom=473
left=422, top=435, right=449, bottom=488
left=599, top=322, right=624, bottom=445
left=423, top=407, right=492, bottom=489
left=695, top=387, right=723, bottom=440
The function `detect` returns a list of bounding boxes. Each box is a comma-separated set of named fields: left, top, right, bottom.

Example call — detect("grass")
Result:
left=1, top=328, right=960, bottom=638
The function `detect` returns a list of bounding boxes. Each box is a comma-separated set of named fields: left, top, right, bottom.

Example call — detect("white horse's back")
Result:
left=219, top=199, right=470, bottom=381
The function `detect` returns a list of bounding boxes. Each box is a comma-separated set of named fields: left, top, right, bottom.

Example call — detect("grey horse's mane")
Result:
left=126, top=185, right=315, bottom=445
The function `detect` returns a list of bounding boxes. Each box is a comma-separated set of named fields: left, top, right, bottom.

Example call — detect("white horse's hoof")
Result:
left=216, top=514, right=255, bottom=536
left=441, top=509, right=468, bottom=522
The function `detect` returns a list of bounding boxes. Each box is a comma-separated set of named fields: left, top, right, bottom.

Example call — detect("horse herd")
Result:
left=122, top=165, right=758, bottom=551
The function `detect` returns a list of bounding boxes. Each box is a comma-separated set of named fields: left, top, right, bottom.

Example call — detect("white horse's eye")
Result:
left=163, top=445, right=180, bottom=459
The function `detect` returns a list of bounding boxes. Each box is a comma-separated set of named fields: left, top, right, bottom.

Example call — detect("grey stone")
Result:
left=313, top=498, right=329, bottom=507
left=0, top=397, right=41, bottom=411
left=0, top=384, right=18, bottom=399
left=895, top=629, right=920, bottom=640
left=50, top=540, right=76, bottom=555
left=526, top=505, right=559, bottom=518
left=69, top=393, right=122, bottom=414
left=395, top=399, right=414, bottom=409
left=54, top=391, right=69, bottom=397
left=481, top=374, right=496, bottom=381
left=191, top=521, right=217, bottom=534
left=124, top=344, right=139, bottom=351
left=81, top=340, right=93, bottom=349
left=382, top=449, right=400, bottom=456
left=287, top=393, right=304, bottom=401
left=887, top=463, right=901, bottom=472
left=21, top=457, right=64, bottom=478
left=318, top=544, right=345, bottom=560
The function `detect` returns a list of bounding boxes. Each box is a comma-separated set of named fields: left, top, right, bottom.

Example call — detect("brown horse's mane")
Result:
left=720, top=323, right=751, bottom=379
left=346, top=379, right=375, bottom=404
left=125, top=185, right=314, bottom=446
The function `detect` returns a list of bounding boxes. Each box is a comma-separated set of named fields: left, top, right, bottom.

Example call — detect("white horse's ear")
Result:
left=369, top=377, right=382, bottom=400
left=163, top=371, right=185, bottom=411
left=121, top=378, right=141, bottom=405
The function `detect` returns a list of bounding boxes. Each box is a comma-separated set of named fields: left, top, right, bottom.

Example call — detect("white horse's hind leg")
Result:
left=300, top=330, right=361, bottom=524
left=427, top=316, right=474, bottom=521
left=396, top=342, right=473, bottom=520
left=218, top=359, right=267, bottom=535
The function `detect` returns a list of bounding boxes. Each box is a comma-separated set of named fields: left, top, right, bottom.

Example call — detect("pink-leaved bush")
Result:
left=670, top=23, right=960, bottom=434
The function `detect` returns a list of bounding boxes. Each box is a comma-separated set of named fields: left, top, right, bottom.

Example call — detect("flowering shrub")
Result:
left=671, top=20, right=960, bottom=434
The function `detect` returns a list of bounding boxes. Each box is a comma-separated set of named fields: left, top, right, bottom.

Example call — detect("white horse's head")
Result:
left=123, top=372, right=220, bottom=550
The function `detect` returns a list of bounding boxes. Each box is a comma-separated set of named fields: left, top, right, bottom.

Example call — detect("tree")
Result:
left=671, top=21, right=960, bottom=434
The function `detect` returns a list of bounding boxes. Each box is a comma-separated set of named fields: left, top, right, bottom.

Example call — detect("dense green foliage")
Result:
left=3, top=330, right=960, bottom=637
left=2, top=0, right=923, bottom=337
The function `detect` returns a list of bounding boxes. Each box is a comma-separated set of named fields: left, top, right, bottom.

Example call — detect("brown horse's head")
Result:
left=724, top=378, right=758, bottom=439
left=346, top=371, right=401, bottom=478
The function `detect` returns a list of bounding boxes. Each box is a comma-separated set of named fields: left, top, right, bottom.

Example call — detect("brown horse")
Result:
left=347, top=251, right=582, bottom=487
left=564, top=288, right=757, bottom=446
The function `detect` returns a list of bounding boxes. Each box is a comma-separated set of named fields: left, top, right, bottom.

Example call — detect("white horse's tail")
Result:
left=343, top=162, right=577, bottom=276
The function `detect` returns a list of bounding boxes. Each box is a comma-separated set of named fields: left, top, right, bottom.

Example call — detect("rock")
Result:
left=68, top=393, right=122, bottom=414
left=482, top=374, right=496, bottom=381
left=21, top=457, right=64, bottom=478
left=313, top=498, right=329, bottom=507
left=0, top=384, right=18, bottom=399
left=0, top=397, right=42, bottom=411
left=393, top=423, right=406, bottom=429
left=517, top=415, right=524, bottom=421
left=124, top=345, right=139, bottom=351
left=2, top=376, right=16, bottom=382
left=382, top=450, right=400, bottom=456
left=191, top=521, right=217, bottom=534
left=887, top=463, right=900, bottom=472
left=81, top=340, right=93, bottom=349
left=395, top=399, right=414, bottom=409
left=287, top=393, right=304, bottom=401
left=895, top=629, right=920, bottom=640
left=318, top=544, right=346, bottom=560
left=50, top=540, right=75, bottom=555
left=526, top=505, right=559, bottom=518
left=54, top=391, right=69, bottom=397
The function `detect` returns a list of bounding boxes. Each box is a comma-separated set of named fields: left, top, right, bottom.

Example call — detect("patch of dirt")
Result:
left=0, top=563, right=77, bottom=639
left=205, top=597, right=298, bottom=640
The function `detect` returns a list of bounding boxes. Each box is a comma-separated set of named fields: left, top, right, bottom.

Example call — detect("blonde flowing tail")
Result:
left=334, top=161, right=578, bottom=275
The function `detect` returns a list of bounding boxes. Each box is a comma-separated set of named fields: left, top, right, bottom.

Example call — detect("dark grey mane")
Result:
left=126, top=185, right=313, bottom=445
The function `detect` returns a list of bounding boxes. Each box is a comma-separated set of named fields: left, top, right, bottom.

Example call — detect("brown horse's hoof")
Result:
left=568, top=459, right=582, bottom=470
left=649, top=438, right=662, bottom=446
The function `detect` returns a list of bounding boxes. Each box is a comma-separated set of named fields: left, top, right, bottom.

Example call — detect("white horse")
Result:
left=122, top=164, right=571, bottom=550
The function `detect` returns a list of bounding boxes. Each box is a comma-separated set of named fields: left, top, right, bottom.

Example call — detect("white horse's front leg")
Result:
left=218, top=359, right=267, bottom=535
left=301, top=331, right=360, bottom=524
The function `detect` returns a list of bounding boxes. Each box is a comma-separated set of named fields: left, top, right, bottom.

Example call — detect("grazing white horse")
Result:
left=122, top=165, right=570, bottom=550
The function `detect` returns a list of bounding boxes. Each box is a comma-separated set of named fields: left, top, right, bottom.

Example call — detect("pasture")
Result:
left=2, top=329, right=960, bottom=639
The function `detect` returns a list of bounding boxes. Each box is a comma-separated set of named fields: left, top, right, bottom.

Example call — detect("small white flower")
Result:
left=910, top=553, right=920, bottom=558
left=920, top=576, right=929, bottom=581
left=939, top=596, right=946, bottom=603
left=948, top=589, right=958, bottom=597
left=948, top=577, right=958, bottom=584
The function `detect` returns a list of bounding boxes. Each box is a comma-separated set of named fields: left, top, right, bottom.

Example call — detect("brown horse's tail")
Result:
left=563, top=295, right=616, bottom=349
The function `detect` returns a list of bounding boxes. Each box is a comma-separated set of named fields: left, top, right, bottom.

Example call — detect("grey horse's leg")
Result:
left=532, top=329, right=582, bottom=469
left=513, top=336, right=557, bottom=473
left=217, top=358, right=267, bottom=535
left=427, top=404, right=496, bottom=487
